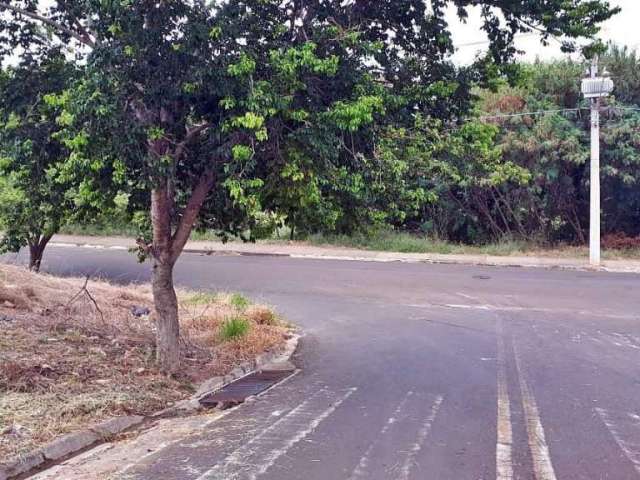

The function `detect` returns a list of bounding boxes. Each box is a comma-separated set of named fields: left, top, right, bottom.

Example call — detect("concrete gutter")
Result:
left=49, top=234, right=640, bottom=274
left=0, top=334, right=300, bottom=480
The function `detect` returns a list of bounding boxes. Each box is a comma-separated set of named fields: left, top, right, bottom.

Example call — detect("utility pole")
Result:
left=589, top=56, right=600, bottom=266
left=581, top=56, right=613, bottom=267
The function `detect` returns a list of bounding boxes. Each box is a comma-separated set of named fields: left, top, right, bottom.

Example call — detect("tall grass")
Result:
left=305, top=230, right=541, bottom=256
left=219, top=316, right=251, bottom=341
left=185, top=291, right=219, bottom=305
left=61, top=222, right=139, bottom=237
left=229, top=293, right=250, bottom=310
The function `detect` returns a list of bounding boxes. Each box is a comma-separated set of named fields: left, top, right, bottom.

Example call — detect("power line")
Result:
left=472, top=107, right=583, bottom=121
left=470, top=105, right=640, bottom=121
left=454, top=32, right=541, bottom=49
left=607, top=106, right=640, bottom=112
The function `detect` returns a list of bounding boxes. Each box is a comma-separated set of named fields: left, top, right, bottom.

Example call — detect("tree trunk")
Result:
left=152, top=259, right=180, bottom=374
left=149, top=171, right=215, bottom=374
left=150, top=180, right=180, bottom=374
left=28, top=234, right=52, bottom=272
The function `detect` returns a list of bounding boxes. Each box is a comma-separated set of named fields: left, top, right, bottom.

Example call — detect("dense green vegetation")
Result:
left=370, top=47, right=640, bottom=246
left=65, top=48, right=640, bottom=249
left=0, top=0, right=623, bottom=371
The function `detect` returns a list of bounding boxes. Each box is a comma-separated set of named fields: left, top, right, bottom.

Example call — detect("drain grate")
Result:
left=199, top=368, right=295, bottom=408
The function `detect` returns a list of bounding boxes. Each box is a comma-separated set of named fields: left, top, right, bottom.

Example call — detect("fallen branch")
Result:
left=66, top=276, right=105, bottom=323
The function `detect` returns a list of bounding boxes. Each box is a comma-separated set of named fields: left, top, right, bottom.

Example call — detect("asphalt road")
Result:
left=7, top=246, right=640, bottom=479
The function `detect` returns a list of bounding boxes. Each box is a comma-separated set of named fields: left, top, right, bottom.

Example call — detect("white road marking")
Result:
left=398, top=395, right=444, bottom=480
left=196, top=387, right=357, bottom=480
left=50, top=242, right=129, bottom=250
left=596, top=407, right=640, bottom=474
left=457, top=292, right=480, bottom=301
left=513, top=342, right=558, bottom=480
left=406, top=302, right=637, bottom=320
left=290, top=254, right=400, bottom=263
left=444, top=303, right=494, bottom=310
left=348, top=390, right=415, bottom=479
left=605, top=333, right=640, bottom=350
left=496, top=320, right=514, bottom=480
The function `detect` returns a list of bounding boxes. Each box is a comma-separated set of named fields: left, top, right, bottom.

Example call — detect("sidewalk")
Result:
left=51, top=234, right=640, bottom=273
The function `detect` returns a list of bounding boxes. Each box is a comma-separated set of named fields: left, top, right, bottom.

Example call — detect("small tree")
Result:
left=0, top=52, right=78, bottom=271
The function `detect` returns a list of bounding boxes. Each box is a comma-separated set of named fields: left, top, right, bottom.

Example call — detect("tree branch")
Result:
left=65, top=276, right=105, bottom=323
left=174, top=123, right=212, bottom=160
left=0, top=2, right=95, bottom=47
left=170, top=170, right=216, bottom=262
left=38, top=233, right=53, bottom=251
left=186, top=123, right=213, bottom=141
left=69, top=15, right=96, bottom=47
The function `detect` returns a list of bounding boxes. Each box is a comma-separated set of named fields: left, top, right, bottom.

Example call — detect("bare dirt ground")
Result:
left=0, top=264, right=288, bottom=459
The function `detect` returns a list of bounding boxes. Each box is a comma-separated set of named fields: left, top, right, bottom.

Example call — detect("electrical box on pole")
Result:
left=581, top=78, right=614, bottom=98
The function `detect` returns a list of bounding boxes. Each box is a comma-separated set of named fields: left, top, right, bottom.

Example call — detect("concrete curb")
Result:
left=0, top=417, right=144, bottom=480
left=48, top=240, right=640, bottom=274
left=0, top=333, right=300, bottom=480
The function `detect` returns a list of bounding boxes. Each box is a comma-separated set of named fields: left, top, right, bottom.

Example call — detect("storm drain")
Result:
left=199, top=368, right=295, bottom=409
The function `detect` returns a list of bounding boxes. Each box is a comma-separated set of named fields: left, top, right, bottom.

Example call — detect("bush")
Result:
left=220, top=317, right=251, bottom=341
left=602, top=233, right=640, bottom=250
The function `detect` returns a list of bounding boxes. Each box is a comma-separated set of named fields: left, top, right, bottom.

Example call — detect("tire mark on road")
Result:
left=348, top=390, right=414, bottom=479
left=596, top=407, right=640, bottom=475
left=407, top=302, right=637, bottom=321
left=195, top=387, right=357, bottom=480
left=397, top=395, right=444, bottom=480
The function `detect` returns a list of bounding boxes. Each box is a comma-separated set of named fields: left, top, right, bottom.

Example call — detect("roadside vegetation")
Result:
left=0, top=264, right=289, bottom=459
left=59, top=223, right=640, bottom=260
left=58, top=44, right=640, bottom=260
left=304, top=231, right=640, bottom=260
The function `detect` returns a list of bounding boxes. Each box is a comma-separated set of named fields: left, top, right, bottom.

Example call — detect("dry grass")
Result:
left=0, top=264, right=289, bottom=460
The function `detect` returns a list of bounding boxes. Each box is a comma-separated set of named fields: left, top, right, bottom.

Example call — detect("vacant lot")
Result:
left=0, top=264, right=289, bottom=459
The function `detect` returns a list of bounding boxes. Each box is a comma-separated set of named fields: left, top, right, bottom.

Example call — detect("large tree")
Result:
left=0, top=0, right=618, bottom=372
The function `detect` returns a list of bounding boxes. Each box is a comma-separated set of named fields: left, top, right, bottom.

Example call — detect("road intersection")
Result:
left=9, top=245, right=640, bottom=479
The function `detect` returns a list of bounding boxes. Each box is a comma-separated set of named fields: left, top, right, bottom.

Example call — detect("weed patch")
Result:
left=229, top=292, right=250, bottom=310
left=220, top=317, right=251, bottom=341
left=185, top=291, right=219, bottom=305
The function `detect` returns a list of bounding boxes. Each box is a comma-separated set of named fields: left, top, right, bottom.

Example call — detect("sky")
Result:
left=449, top=0, right=639, bottom=65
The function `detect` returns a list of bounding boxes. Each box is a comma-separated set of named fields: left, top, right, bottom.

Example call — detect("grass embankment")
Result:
left=60, top=223, right=640, bottom=260
left=304, top=231, right=640, bottom=260
left=0, top=265, right=289, bottom=459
